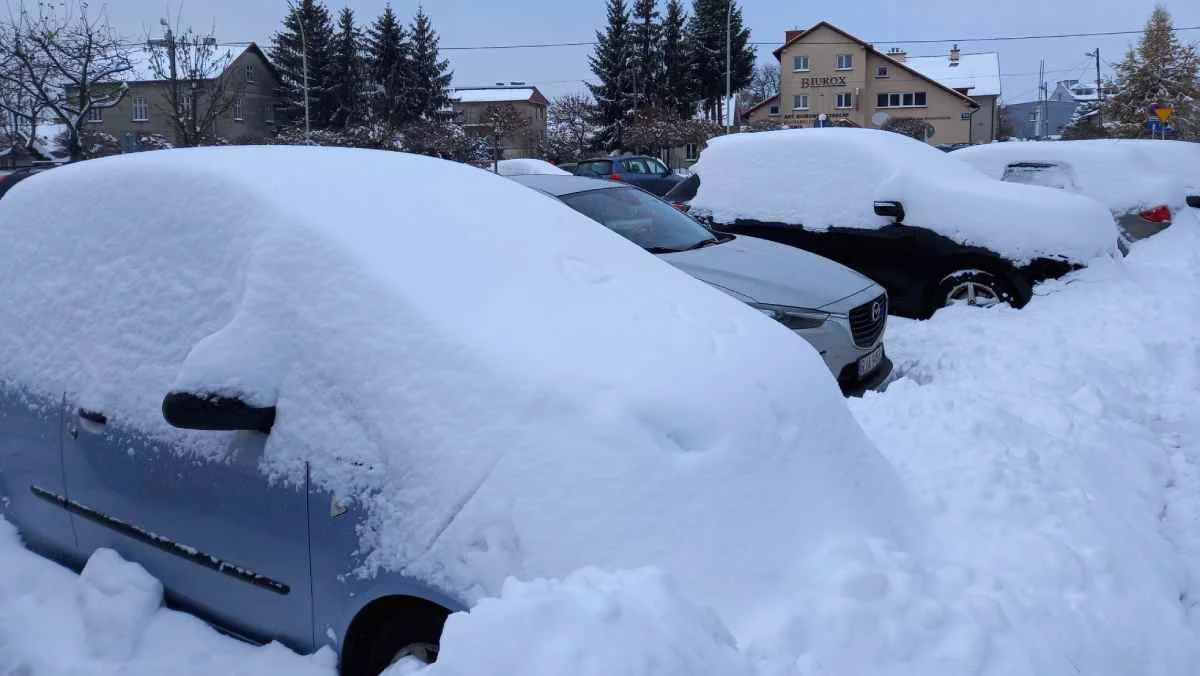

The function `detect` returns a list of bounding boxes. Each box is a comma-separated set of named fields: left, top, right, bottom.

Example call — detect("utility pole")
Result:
left=286, top=0, right=311, bottom=143
left=724, top=0, right=732, bottom=134
left=1038, top=59, right=1047, bottom=140
left=1087, top=48, right=1103, bottom=131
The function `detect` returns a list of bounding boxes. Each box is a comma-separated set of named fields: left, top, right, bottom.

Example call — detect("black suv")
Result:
left=571, top=155, right=684, bottom=196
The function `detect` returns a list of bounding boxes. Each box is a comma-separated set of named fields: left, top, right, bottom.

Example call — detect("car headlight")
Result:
left=750, top=303, right=830, bottom=330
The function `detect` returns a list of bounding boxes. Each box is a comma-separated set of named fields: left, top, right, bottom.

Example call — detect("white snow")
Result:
left=491, top=158, right=570, bottom=176
left=952, top=139, right=1199, bottom=212
left=904, top=52, right=1001, bottom=98
left=76, top=549, right=164, bottom=660
left=450, top=87, right=536, bottom=104
left=0, top=146, right=910, bottom=630
left=689, top=128, right=1120, bottom=264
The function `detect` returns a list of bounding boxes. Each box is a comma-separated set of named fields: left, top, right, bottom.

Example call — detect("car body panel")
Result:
left=59, top=405, right=315, bottom=651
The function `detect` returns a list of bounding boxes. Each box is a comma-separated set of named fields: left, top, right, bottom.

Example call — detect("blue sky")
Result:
left=107, top=0, right=1200, bottom=105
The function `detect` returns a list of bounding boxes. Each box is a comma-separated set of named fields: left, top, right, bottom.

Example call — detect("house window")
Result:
left=836, top=54, right=853, bottom=70
left=685, top=143, right=699, bottom=161
left=179, top=94, right=192, bottom=119
left=87, top=107, right=103, bottom=123
left=768, top=104, right=780, bottom=115
left=265, top=104, right=275, bottom=124
left=233, top=96, right=244, bottom=121
left=245, top=64, right=256, bottom=83
left=793, top=94, right=809, bottom=111
left=836, top=93, right=853, bottom=109
left=876, top=66, right=889, bottom=78
left=876, top=91, right=928, bottom=108
left=792, top=55, right=809, bottom=72
left=131, top=96, right=149, bottom=121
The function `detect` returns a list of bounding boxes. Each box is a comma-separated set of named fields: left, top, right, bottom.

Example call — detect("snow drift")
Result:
left=689, top=128, right=1120, bottom=264
left=0, top=147, right=911, bottom=632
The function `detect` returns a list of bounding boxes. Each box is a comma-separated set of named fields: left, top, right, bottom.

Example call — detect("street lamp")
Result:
left=285, top=0, right=310, bottom=143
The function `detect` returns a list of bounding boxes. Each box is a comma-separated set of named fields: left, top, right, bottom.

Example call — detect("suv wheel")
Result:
left=935, top=269, right=1016, bottom=312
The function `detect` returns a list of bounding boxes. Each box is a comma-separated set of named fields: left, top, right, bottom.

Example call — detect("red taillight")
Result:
left=610, top=173, right=622, bottom=180
left=1139, top=205, right=1171, bottom=223
left=672, top=202, right=690, bottom=213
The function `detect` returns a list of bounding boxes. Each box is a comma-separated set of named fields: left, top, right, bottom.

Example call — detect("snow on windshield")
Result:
left=689, top=128, right=1119, bottom=264
left=0, top=146, right=911, bottom=630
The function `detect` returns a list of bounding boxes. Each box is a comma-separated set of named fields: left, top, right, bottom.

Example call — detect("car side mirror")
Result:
left=162, top=391, right=275, bottom=434
left=1187, top=195, right=1200, bottom=209
left=873, top=200, right=905, bottom=223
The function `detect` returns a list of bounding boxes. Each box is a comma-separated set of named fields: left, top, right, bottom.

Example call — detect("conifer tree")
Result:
left=661, top=0, right=693, bottom=119
left=270, top=0, right=336, bottom=128
left=367, top=4, right=413, bottom=127
left=329, top=7, right=366, bottom=128
left=629, top=0, right=663, bottom=111
left=1104, top=5, right=1199, bottom=139
left=588, top=0, right=633, bottom=150
left=409, top=6, right=453, bottom=120
left=686, top=0, right=754, bottom=122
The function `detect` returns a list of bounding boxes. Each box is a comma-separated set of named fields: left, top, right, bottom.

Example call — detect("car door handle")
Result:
left=77, top=408, right=107, bottom=425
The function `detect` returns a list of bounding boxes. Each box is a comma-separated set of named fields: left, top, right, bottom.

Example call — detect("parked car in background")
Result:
left=0, top=166, right=47, bottom=200
left=571, top=155, right=684, bottom=196
left=673, top=128, right=1121, bottom=319
left=511, top=174, right=892, bottom=393
left=951, top=140, right=1200, bottom=243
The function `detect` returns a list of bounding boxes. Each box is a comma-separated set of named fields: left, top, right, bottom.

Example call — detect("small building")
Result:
left=77, top=43, right=279, bottom=150
left=743, top=22, right=1001, bottom=145
left=450, top=84, right=548, bottom=159
left=1049, top=80, right=1115, bottom=104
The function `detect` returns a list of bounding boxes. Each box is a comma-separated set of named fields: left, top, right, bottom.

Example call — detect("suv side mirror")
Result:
left=1187, top=195, right=1200, bottom=209
left=162, top=391, right=275, bottom=434
left=873, top=200, right=905, bottom=223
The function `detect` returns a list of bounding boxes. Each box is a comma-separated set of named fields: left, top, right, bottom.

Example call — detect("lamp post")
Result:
left=724, top=0, right=732, bottom=134
left=286, top=0, right=310, bottom=143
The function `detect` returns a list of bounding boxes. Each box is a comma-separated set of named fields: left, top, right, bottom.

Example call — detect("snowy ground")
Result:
left=1, top=214, right=1198, bottom=675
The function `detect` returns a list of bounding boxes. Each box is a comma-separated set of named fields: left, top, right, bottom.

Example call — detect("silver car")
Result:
left=511, top=174, right=891, bottom=394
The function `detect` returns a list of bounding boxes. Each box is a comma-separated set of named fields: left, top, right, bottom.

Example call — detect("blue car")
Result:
left=570, top=155, right=685, bottom=196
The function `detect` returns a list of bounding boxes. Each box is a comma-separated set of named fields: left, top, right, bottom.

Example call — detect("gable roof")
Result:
left=125, top=42, right=278, bottom=84
left=450, top=86, right=548, bottom=106
left=905, top=52, right=1001, bottom=98
left=742, top=94, right=781, bottom=118
left=770, top=21, right=979, bottom=108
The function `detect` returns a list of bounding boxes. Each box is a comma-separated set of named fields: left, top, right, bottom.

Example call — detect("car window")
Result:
left=646, top=158, right=671, bottom=177
left=1001, top=162, right=1077, bottom=191
left=622, top=158, right=649, bottom=174
left=562, top=187, right=717, bottom=252
left=586, top=160, right=613, bottom=176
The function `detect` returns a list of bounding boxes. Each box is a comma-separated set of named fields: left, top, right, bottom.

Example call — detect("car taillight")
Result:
left=1139, top=205, right=1171, bottom=223
left=610, top=173, right=622, bottom=180
left=672, top=202, right=690, bottom=213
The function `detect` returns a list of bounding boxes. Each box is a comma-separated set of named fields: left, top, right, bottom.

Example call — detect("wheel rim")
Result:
left=388, top=642, right=439, bottom=668
left=945, top=279, right=1000, bottom=307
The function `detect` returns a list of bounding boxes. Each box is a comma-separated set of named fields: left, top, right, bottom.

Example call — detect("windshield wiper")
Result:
left=680, top=238, right=721, bottom=251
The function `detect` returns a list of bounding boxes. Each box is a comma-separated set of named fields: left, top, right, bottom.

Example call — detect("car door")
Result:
left=641, top=158, right=680, bottom=197
left=0, top=387, right=76, bottom=564
left=618, top=158, right=654, bottom=191
left=60, top=400, right=314, bottom=650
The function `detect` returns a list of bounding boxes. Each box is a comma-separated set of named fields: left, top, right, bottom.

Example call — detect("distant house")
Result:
left=1049, top=80, right=1115, bottom=103
left=450, top=84, right=548, bottom=159
left=74, top=42, right=279, bottom=150
left=1004, top=100, right=1079, bottom=140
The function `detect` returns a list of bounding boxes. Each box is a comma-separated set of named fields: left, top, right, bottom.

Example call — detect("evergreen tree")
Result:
left=270, top=0, right=337, bottom=129
left=661, top=0, right=693, bottom=119
left=588, top=0, right=632, bottom=150
left=409, top=6, right=453, bottom=120
left=686, top=0, right=755, bottom=122
left=329, top=7, right=366, bottom=129
left=1104, top=5, right=1199, bottom=139
left=629, top=0, right=663, bottom=111
left=367, top=4, right=414, bottom=127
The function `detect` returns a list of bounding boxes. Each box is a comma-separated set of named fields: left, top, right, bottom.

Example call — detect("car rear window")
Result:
left=1001, top=162, right=1076, bottom=191
left=585, top=160, right=613, bottom=176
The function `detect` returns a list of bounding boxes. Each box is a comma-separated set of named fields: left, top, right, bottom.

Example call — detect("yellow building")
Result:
left=744, top=22, right=1000, bottom=145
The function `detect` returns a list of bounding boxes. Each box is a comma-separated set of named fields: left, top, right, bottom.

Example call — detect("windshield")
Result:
left=562, top=187, right=719, bottom=252
left=1001, top=162, right=1076, bottom=191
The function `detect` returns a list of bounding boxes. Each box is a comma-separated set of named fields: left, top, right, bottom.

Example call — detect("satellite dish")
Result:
left=871, top=112, right=890, bottom=127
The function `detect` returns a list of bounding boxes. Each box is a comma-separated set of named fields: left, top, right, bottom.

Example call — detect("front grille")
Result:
left=848, top=294, right=887, bottom=347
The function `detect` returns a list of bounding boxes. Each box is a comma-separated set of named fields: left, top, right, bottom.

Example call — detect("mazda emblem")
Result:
left=871, top=301, right=882, bottom=321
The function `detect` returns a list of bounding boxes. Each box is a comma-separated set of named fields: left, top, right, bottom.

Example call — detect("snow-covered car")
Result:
left=489, top=158, right=570, bottom=176
left=0, top=148, right=909, bottom=675
left=951, top=139, right=1200, bottom=242
left=511, top=174, right=892, bottom=393
left=669, top=128, right=1122, bottom=319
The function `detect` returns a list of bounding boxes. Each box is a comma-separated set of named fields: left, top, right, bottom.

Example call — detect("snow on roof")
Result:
left=904, top=52, right=1001, bottom=98
left=124, top=43, right=247, bottom=82
left=689, top=128, right=1119, bottom=264
left=492, top=158, right=571, bottom=176
left=451, top=87, right=537, bottom=104
left=951, top=140, right=1198, bottom=211
left=0, top=146, right=910, bottom=625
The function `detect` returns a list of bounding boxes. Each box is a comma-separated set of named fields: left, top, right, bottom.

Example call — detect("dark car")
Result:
left=571, top=155, right=684, bottom=196
left=0, top=167, right=46, bottom=200
left=670, top=130, right=1122, bottom=319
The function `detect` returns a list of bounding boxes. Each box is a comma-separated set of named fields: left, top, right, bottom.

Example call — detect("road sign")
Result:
left=1147, top=119, right=1163, bottom=133
left=1154, top=105, right=1173, bottom=123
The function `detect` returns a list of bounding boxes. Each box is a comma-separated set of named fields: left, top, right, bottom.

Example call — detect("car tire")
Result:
left=932, top=268, right=1025, bottom=314
left=342, top=603, right=449, bottom=676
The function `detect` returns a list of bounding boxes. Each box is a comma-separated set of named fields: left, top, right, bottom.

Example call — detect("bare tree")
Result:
left=482, top=104, right=530, bottom=168
left=0, top=1, right=132, bottom=161
left=144, top=23, right=241, bottom=147
left=543, top=93, right=597, bottom=162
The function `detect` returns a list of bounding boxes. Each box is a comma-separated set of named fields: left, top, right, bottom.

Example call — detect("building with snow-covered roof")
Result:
left=743, top=22, right=1000, bottom=144
left=449, top=83, right=548, bottom=159
left=1050, top=80, right=1116, bottom=103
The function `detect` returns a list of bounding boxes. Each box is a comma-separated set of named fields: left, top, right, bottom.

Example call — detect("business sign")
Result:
left=797, top=76, right=848, bottom=88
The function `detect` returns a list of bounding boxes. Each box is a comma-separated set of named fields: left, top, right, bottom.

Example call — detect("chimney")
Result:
left=949, top=44, right=961, bottom=66
left=785, top=29, right=804, bottom=44
left=886, top=47, right=906, bottom=63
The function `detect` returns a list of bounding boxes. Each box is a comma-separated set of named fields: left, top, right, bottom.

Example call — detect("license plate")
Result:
left=857, top=346, right=883, bottom=378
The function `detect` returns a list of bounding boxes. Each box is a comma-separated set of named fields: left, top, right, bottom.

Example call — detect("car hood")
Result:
left=658, top=234, right=876, bottom=309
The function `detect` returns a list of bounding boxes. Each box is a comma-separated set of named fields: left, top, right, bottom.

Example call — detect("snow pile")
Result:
left=0, top=147, right=911, bottom=629
left=951, top=139, right=1197, bottom=212
left=491, top=158, right=570, bottom=176
left=690, top=128, right=1119, bottom=264
left=404, top=568, right=756, bottom=676
left=0, top=525, right=335, bottom=675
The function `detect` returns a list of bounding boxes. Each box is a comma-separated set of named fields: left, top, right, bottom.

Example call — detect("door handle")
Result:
left=77, top=408, right=107, bottom=425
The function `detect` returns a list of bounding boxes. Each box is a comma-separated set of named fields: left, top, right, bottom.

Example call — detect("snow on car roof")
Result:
left=0, top=146, right=910, bottom=630
left=951, top=140, right=1197, bottom=212
left=689, top=128, right=1119, bottom=264
left=492, top=158, right=571, bottom=176
left=905, top=52, right=1001, bottom=98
